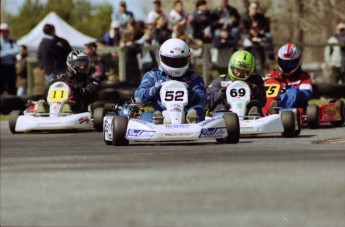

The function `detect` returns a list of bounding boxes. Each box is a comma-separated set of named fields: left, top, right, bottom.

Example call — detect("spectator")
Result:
left=172, top=20, right=203, bottom=46
left=191, top=0, right=213, bottom=43
left=111, top=1, right=134, bottom=31
left=241, top=1, right=274, bottom=58
left=100, top=21, right=121, bottom=47
left=324, top=22, right=345, bottom=84
left=147, top=0, right=168, bottom=26
left=37, top=24, right=72, bottom=85
left=169, top=0, right=189, bottom=28
left=121, top=29, right=141, bottom=86
left=212, top=0, right=241, bottom=40
left=213, top=28, right=237, bottom=74
left=153, top=16, right=172, bottom=45
left=136, top=25, right=159, bottom=73
left=16, top=45, right=28, bottom=96
left=84, top=42, right=105, bottom=82
left=0, top=23, right=19, bottom=95
left=126, top=18, right=144, bottom=41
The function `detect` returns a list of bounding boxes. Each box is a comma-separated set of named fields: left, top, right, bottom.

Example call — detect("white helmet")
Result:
left=159, top=38, right=190, bottom=77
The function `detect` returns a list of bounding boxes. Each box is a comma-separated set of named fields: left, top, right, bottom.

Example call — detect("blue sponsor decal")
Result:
left=126, top=129, right=155, bottom=138
left=199, top=127, right=226, bottom=138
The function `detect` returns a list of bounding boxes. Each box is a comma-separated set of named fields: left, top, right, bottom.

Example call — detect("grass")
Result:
left=0, top=115, right=9, bottom=121
left=308, top=98, right=345, bottom=105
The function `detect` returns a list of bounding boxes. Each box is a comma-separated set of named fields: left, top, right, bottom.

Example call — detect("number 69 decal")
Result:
left=229, top=88, right=246, bottom=97
left=165, top=90, right=185, bottom=101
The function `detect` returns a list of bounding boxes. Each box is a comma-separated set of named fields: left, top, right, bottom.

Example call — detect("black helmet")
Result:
left=66, top=50, right=90, bottom=75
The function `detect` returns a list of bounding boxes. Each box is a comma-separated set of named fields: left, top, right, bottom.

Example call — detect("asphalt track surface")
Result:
left=1, top=121, right=344, bottom=227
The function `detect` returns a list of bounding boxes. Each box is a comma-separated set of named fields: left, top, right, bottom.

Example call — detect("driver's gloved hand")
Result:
left=150, top=82, right=162, bottom=98
left=218, top=87, right=226, bottom=99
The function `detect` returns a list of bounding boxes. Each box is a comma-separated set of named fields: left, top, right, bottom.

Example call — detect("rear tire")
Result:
left=93, top=107, right=105, bottom=132
left=222, top=113, right=240, bottom=144
left=330, top=100, right=345, bottom=126
left=9, top=110, right=22, bottom=134
left=281, top=111, right=296, bottom=138
left=295, top=111, right=301, bottom=136
left=306, top=105, right=320, bottom=129
left=112, top=116, right=129, bottom=146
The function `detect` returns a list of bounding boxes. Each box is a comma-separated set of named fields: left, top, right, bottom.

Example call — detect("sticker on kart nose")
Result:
left=199, top=128, right=226, bottom=138
left=126, top=129, right=155, bottom=139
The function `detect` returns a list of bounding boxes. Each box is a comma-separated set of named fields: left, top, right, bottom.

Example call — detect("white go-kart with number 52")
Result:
left=103, top=80, right=240, bottom=146
left=8, top=81, right=102, bottom=133
left=215, top=80, right=300, bottom=137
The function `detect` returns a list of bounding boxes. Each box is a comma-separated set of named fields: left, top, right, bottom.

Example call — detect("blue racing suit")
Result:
left=134, top=68, right=207, bottom=122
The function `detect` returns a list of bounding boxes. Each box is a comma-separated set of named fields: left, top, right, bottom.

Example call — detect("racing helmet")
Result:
left=228, top=50, right=255, bottom=81
left=66, top=50, right=90, bottom=75
left=159, top=38, right=190, bottom=77
left=277, top=43, right=301, bottom=75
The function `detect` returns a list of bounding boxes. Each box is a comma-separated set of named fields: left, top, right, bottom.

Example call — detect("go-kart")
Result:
left=210, top=80, right=300, bottom=137
left=8, top=81, right=103, bottom=133
left=103, top=80, right=240, bottom=146
left=263, top=77, right=345, bottom=129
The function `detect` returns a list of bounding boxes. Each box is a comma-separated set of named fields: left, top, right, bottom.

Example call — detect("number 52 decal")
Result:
left=165, top=90, right=185, bottom=101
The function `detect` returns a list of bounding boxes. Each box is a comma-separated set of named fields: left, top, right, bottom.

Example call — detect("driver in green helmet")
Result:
left=206, top=50, right=266, bottom=115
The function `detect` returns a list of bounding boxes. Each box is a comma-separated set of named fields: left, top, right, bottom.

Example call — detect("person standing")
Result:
left=324, top=22, right=345, bottom=84
left=37, top=24, right=72, bottom=85
left=111, top=1, right=134, bottom=31
left=0, top=23, right=19, bottom=95
left=16, top=45, right=28, bottom=96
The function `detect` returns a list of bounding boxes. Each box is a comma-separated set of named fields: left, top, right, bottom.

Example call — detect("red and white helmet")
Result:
left=277, top=43, right=301, bottom=75
left=159, top=38, right=190, bottom=77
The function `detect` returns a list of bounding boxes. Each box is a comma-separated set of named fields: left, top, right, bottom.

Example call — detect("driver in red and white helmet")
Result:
left=135, top=38, right=207, bottom=124
left=265, top=43, right=312, bottom=109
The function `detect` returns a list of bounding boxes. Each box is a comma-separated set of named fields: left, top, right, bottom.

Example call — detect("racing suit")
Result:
left=44, top=71, right=99, bottom=113
left=265, top=68, right=312, bottom=109
left=135, top=68, right=207, bottom=122
left=206, top=73, right=266, bottom=113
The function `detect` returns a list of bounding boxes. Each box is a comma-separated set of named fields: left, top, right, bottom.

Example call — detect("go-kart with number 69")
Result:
left=9, top=81, right=103, bottom=133
left=103, top=80, right=240, bottom=146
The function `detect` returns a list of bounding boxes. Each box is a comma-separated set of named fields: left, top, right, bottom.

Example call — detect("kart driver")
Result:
left=265, top=43, right=312, bottom=110
left=134, top=38, right=207, bottom=124
left=206, top=50, right=266, bottom=116
left=40, top=50, right=99, bottom=113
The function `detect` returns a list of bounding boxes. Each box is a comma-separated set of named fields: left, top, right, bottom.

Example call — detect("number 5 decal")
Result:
left=165, top=91, right=185, bottom=101
left=265, top=84, right=280, bottom=97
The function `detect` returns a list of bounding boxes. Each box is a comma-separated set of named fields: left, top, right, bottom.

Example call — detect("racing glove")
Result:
left=148, top=82, right=162, bottom=98
left=218, top=87, right=227, bottom=99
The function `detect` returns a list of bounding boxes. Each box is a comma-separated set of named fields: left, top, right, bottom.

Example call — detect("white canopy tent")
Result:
left=18, top=12, right=96, bottom=51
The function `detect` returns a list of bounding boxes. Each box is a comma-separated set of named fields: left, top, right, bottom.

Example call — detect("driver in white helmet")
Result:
left=134, top=38, right=207, bottom=124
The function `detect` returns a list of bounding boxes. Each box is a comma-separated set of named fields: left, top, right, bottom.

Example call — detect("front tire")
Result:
left=222, top=113, right=240, bottom=144
left=281, top=110, right=296, bottom=138
left=9, top=110, right=22, bottom=134
left=93, top=107, right=105, bottom=132
left=112, top=116, right=129, bottom=146
left=306, top=105, right=320, bottom=129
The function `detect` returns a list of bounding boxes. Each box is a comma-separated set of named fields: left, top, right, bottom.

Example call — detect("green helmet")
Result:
left=228, top=50, right=255, bottom=81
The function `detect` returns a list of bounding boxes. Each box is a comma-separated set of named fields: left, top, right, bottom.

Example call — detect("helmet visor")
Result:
left=75, top=60, right=89, bottom=74
left=160, top=55, right=189, bottom=68
left=278, top=58, right=300, bottom=74
left=231, top=66, right=251, bottom=79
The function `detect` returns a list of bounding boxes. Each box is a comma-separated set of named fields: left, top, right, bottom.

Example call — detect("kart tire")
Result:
left=93, top=107, right=105, bottom=132
left=98, top=89, right=121, bottom=102
left=306, top=105, right=320, bottom=129
left=295, top=110, right=302, bottom=136
left=222, top=113, right=240, bottom=144
left=117, top=87, right=136, bottom=100
left=9, top=110, right=23, bottom=134
left=281, top=110, right=296, bottom=138
left=0, top=96, right=25, bottom=114
left=100, top=80, right=131, bottom=89
left=329, top=100, right=345, bottom=126
left=104, top=103, right=115, bottom=112
left=112, top=116, right=129, bottom=146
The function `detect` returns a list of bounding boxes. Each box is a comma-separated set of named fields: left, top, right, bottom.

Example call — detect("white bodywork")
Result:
left=14, top=81, right=93, bottom=132
left=222, top=81, right=299, bottom=135
left=104, top=81, right=233, bottom=142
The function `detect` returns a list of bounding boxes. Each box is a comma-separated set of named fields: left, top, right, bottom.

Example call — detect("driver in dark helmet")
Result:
left=42, top=50, right=99, bottom=113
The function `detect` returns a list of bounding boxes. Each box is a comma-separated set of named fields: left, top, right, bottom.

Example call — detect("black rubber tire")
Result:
left=100, top=80, right=131, bottom=89
left=222, top=113, right=240, bottom=144
left=330, top=100, right=345, bottom=126
left=216, top=138, right=225, bottom=143
left=281, top=110, right=296, bottom=138
left=104, top=103, right=115, bottom=112
left=19, top=94, right=43, bottom=104
left=90, top=100, right=110, bottom=111
left=306, top=105, right=320, bottom=129
left=294, top=110, right=302, bottom=136
left=117, top=87, right=136, bottom=100
left=98, top=89, right=121, bottom=102
left=9, top=110, right=23, bottom=134
left=112, top=116, right=129, bottom=146
left=0, top=96, right=26, bottom=114
left=93, top=107, right=105, bottom=132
